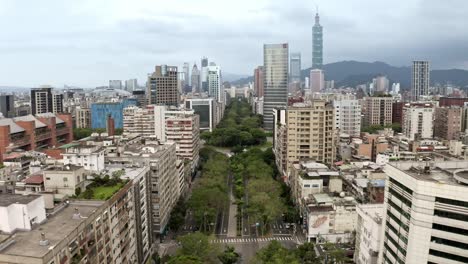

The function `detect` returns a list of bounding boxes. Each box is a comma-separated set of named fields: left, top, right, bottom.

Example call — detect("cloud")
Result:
left=0, top=0, right=467, bottom=87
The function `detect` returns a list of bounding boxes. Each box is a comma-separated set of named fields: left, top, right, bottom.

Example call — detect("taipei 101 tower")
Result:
left=312, top=10, right=323, bottom=69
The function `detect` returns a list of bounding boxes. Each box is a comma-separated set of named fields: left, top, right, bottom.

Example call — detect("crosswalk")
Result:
left=211, top=237, right=293, bottom=244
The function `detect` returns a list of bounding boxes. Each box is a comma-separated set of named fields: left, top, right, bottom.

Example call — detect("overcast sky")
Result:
left=1, top=0, right=467, bottom=87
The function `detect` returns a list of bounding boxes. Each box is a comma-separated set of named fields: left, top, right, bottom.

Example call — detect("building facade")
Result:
left=263, top=43, right=289, bottom=130
left=207, top=65, right=223, bottom=102
left=379, top=161, right=468, bottom=264
left=0, top=95, right=15, bottom=118
left=362, top=96, right=393, bottom=127
left=31, top=87, right=53, bottom=115
left=280, top=101, right=337, bottom=176
left=254, top=66, right=265, bottom=97
left=334, top=98, right=361, bottom=137
left=109, top=80, right=122, bottom=90
left=434, top=106, right=462, bottom=140
left=75, top=107, right=91, bottom=128
left=91, top=99, right=137, bottom=129
left=402, top=102, right=434, bottom=141
left=411, top=61, right=430, bottom=101
left=191, top=64, right=200, bottom=93
left=147, top=65, right=179, bottom=106
left=290, top=52, right=301, bottom=83
left=185, top=97, right=217, bottom=131
left=309, top=69, right=324, bottom=93
left=355, top=204, right=384, bottom=264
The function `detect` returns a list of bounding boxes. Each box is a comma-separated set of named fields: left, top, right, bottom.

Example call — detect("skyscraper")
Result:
left=289, top=52, right=301, bottom=83
left=309, top=69, right=324, bottom=93
left=147, top=65, right=179, bottom=106
left=191, top=64, right=201, bottom=93
left=0, top=95, right=15, bottom=118
left=254, top=66, right=264, bottom=97
left=312, top=12, right=323, bottom=69
left=183, top=62, right=190, bottom=86
left=31, top=86, right=53, bottom=115
left=201, top=57, right=209, bottom=93
left=208, top=65, right=223, bottom=102
left=373, top=76, right=389, bottom=94
left=263, top=43, right=289, bottom=130
left=412, top=60, right=430, bottom=101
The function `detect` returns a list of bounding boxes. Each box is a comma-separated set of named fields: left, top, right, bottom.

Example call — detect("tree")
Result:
left=295, top=243, right=321, bottom=264
left=167, top=255, right=203, bottom=264
left=254, top=240, right=300, bottom=264
left=218, top=246, right=241, bottom=264
left=175, top=233, right=220, bottom=263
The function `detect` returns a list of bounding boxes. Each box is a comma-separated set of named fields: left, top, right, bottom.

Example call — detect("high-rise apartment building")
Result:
left=207, top=65, right=223, bottom=102
left=402, top=102, right=434, bottom=140
left=355, top=204, right=384, bottom=264
left=334, top=98, right=361, bottom=137
left=310, top=69, right=325, bottom=93
left=290, top=52, right=301, bottom=83
left=52, top=93, right=64, bottom=113
left=362, top=96, right=393, bottom=127
left=147, top=65, right=179, bottom=106
left=166, top=113, right=200, bottom=170
left=31, top=87, right=53, bottom=115
left=201, top=57, right=209, bottom=92
left=75, top=107, right=91, bottom=128
left=125, top=78, right=138, bottom=91
left=412, top=61, right=430, bottom=101
left=274, top=100, right=336, bottom=177
left=0, top=95, right=15, bottom=118
left=263, top=43, right=289, bottom=130
left=254, top=66, right=265, bottom=97
left=109, top=80, right=122, bottom=90
left=379, top=161, right=468, bottom=264
left=191, top=64, right=200, bottom=93
left=434, top=106, right=462, bottom=140
left=373, top=76, right=390, bottom=94
left=312, top=12, right=323, bottom=69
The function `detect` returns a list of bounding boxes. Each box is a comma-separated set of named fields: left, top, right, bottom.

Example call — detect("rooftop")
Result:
left=388, top=161, right=468, bottom=186
left=44, top=164, right=83, bottom=172
left=35, top=113, right=64, bottom=124
left=0, top=194, right=42, bottom=207
left=13, top=115, right=46, bottom=128
left=0, top=202, right=103, bottom=259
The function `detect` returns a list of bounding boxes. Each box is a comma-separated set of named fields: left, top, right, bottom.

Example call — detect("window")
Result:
left=63, top=177, right=68, bottom=182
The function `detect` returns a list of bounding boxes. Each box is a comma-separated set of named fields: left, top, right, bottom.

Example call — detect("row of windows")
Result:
left=429, top=249, right=468, bottom=263
left=434, top=209, right=468, bottom=222
left=435, top=197, right=468, bottom=208
left=388, top=188, right=412, bottom=208
left=432, top=223, right=468, bottom=234
left=431, top=236, right=468, bottom=250
left=389, top=177, right=413, bottom=195
left=388, top=199, right=411, bottom=220
left=385, top=231, right=407, bottom=256
left=386, top=222, right=408, bottom=244
left=387, top=210, right=409, bottom=232
left=383, top=242, right=405, bottom=264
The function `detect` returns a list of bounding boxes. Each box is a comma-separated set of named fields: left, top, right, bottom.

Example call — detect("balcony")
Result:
left=35, top=131, right=52, bottom=141
left=11, top=135, right=31, bottom=147
left=56, top=126, right=70, bottom=136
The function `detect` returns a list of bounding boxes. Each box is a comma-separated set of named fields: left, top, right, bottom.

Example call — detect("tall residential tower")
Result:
left=411, top=61, right=430, bottom=101
left=290, top=52, right=301, bottom=83
left=312, top=12, right=323, bottom=69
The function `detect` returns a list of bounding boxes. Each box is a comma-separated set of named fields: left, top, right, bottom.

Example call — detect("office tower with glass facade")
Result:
left=312, top=12, right=323, bottom=69
left=263, top=43, right=289, bottom=131
left=208, top=65, right=223, bottom=102
left=412, top=61, right=430, bottom=101
left=290, top=52, right=301, bottom=83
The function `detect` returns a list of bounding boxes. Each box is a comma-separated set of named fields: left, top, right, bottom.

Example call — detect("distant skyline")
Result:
left=0, top=0, right=467, bottom=87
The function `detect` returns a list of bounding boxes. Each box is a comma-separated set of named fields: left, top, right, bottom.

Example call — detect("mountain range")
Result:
left=232, top=61, right=468, bottom=89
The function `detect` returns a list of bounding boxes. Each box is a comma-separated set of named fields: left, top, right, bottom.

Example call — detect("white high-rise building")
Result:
left=109, top=80, right=122, bottom=90
left=412, top=61, right=430, bottom=101
left=125, top=79, right=138, bottom=91
left=355, top=204, right=384, bottom=264
left=391, top=83, right=400, bottom=95
left=402, top=102, right=434, bottom=140
left=373, top=76, right=390, bottom=94
left=334, top=97, right=361, bottom=137
left=378, top=161, right=468, bottom=264
left=310, top=69, right=324, bottom=93
left=207, top=65, right=223, bottom=102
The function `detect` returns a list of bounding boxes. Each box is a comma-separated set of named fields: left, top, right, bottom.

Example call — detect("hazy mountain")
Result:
left=223, top=72, right=250, bottom=83
left=232, top=61, right=468, bottom=89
